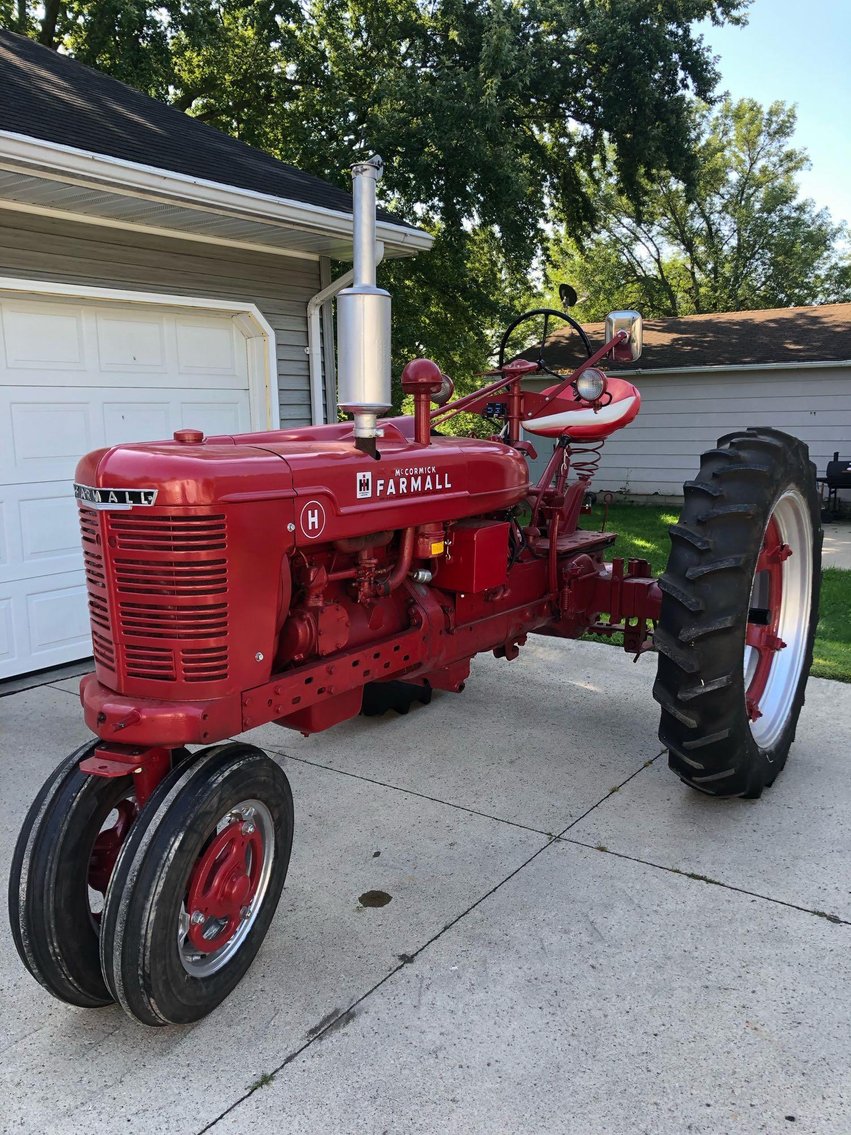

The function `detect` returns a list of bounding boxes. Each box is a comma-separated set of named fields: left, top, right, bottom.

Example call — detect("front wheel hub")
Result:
left=179, top=799, right=275, bottom=976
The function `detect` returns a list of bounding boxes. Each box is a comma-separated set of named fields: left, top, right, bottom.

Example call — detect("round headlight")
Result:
left=575, top=368, right=606, bottom=403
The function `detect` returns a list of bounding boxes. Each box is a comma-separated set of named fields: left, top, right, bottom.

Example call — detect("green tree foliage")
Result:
left=4, top=0, right=748, bottom=388
left=544, top=98, right=851, bottom=321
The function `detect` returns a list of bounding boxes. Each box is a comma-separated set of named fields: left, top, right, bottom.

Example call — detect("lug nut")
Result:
left=190, top=911, right=206, bottom=925
left=240, top=905, right=252, bottom=920
left=241, top=821, right=256, bottom=835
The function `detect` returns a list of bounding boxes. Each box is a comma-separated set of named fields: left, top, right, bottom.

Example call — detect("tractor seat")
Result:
left=522, top=376, right=641, bottom=441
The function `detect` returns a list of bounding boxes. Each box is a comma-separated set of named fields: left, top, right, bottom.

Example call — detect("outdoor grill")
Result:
left=819, top=450, right=851, bottom=517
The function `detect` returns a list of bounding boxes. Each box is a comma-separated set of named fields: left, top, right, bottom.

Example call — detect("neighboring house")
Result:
left=0, top=28, right=431, bottom=680
left=524, top=304, right=851, bottom=502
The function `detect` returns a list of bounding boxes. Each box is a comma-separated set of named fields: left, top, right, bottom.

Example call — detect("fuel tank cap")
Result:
left=174, top=428, right=204, bottom=444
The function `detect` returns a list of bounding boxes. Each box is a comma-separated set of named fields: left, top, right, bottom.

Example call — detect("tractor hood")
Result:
left=74, top=420, right=529, bottom=545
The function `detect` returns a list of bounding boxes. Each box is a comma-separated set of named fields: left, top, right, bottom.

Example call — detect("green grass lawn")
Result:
left=581, top=503, right=851, bottom=683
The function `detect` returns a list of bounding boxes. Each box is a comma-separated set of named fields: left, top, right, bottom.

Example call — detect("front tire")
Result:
left=100, top=743, right=293, bottom=1026
left=654, top=428, right=822, bottom=798
left=9, top=741, right=135, bottom=1007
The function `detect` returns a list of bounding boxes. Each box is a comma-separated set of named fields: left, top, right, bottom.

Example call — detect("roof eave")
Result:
left=608, top=358, right=851, bottom=375
left=0, top=129, right=434, bottom=256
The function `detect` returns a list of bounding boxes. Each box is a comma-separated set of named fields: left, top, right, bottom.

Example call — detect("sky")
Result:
left=698, top=0, right=851, bottom=226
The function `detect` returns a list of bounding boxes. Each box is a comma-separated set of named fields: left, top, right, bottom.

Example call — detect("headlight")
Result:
left=575, top=368, right=606, bottom=402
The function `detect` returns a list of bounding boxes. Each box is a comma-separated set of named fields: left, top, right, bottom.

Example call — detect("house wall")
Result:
left=0, top=209, right=323, bottom=426
left=526, top=365, right=851, bottom=504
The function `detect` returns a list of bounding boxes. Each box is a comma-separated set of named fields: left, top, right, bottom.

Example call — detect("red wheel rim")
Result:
left=185, top=812, right=266, bottom=955
left=88, top=798, right=136, bottom=900
left=745, top=515, right=790, bottom=723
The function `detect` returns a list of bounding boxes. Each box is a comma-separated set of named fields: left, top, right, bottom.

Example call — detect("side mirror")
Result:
left=605, top=310, right=643, bottom=363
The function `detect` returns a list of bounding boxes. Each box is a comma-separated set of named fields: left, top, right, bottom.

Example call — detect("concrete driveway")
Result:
left=1, top=638, right=849, bottom=1135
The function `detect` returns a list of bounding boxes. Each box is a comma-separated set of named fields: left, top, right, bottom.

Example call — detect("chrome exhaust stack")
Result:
left=337, top=155, right=392, bottom=457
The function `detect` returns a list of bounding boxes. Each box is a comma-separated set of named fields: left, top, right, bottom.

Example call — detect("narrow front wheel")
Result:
left=8, top=741, right=136, bottom=1007
left=100, top=743, right=293, bottom=1026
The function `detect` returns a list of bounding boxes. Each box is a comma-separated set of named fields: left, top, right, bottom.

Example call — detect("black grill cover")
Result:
left=826, top=459, right=851, bottom=488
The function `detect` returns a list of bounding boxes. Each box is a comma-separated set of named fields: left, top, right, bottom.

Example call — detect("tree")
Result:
left=4, top=1, right=749, bottom=388
left=544, top=98, right=851, bottom=321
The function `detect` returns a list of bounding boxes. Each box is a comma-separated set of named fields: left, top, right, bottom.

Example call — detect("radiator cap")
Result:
left=174, top=428, right=204, bottom=444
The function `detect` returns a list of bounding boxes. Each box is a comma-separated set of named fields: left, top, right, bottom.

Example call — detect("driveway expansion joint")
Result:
left=559, top=835, right=851, bottom=927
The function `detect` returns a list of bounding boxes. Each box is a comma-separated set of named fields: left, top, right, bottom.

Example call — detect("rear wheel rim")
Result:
left=744, top=488, right=813, bottom=750
left=177, top=798, right=275, bottom=977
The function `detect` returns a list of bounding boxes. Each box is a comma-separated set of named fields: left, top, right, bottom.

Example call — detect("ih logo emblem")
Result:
left=299, top=500, right=326, bottom=539
left=356, top=471, right=373, bottom=499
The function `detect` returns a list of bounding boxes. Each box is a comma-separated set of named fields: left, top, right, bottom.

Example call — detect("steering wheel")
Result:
left=497, top=307, right=593, bottom=378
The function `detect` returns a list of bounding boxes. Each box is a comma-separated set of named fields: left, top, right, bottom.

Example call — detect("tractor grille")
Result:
left=79, top=508, right=115, bottom=670
left=108, top=514, right=227, bottom=553
left=80, top=510, right=231, bottom=686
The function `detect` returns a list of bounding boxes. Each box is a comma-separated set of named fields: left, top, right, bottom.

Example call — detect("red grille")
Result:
left=77, top=510, right=231, bottom=686
left=112, top=560, right=227, bottom=596
left=108, top=514, right=227, bottom=552
left=79, top=509, right=115, bottom=670
left=117, top=601, right=228, bottom=640
left=125, top=645, right=176, bottom=681
left=107, top=512, right=230, bottom=684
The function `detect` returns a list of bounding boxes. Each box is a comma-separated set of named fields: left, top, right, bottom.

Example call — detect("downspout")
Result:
left=306, top=241, right=385, bottom=426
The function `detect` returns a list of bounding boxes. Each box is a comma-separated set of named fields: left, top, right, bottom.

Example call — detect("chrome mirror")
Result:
left=605, top=310, right=643, bottom=363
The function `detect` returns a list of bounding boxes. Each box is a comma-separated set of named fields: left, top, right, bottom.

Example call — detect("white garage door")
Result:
left=0, top=293, right=261, bottom=679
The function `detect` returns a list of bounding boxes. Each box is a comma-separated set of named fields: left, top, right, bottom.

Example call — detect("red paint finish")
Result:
left=74, top=332, right=664, bottom=795
left=433, top=521, right=510, bottom=593
left=401, top=358, right=444, bottom=445
left=746, top=516, right=789, bottom=719
left=186, top=817, right=265, bottom=954
left=522, top=376, right=641, bottom=441
left=80, top=743, right=171, bottom=806
left=88, top=798, right=136, bottom=896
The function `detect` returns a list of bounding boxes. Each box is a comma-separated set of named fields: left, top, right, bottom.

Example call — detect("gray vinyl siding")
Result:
left=0, top=209, right=321, bottom=426
left=527, top=366, right=851, bottom=501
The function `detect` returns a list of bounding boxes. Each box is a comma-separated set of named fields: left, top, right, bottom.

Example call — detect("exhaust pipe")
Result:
left=337, top=155, right=392, bottom=457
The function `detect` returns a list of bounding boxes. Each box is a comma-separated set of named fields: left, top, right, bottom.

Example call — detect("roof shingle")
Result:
left=528, top=303, right=851, bottom=372
left=0, top=28, right=410, bottom=227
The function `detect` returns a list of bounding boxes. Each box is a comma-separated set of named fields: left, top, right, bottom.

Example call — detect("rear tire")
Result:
left=653, top=428, right=822, bottom=798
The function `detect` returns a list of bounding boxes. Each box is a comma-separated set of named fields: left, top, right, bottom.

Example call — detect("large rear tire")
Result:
left=654, top=427, right=822, bottom=798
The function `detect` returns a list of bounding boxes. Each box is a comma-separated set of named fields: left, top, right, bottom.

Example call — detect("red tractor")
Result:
left=9, top=157, right=822, bottom=1026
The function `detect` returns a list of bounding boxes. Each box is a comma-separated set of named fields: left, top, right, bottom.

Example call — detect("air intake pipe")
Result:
left=337, top=155, right=392, bottom=457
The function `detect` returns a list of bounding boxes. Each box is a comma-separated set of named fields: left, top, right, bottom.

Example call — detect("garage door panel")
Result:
left=0, top=572, right=91, bottom=679
left=102, top=392, right=251, bottom=445
left=103, top=400, right=172, bottom=446
left=0, top=484, right=80, bottom=584
left=0, top=499, right=8, bottom=568
left=10, top=397, right=94, bottom=481
left=178, top=398, right=249, bottom=436
left=176, top=315, right=239, bottom=376
left=27, top=578, right=91, bottom=652
left=1, top=301, right=86, bottom=370
left=0, top=597, right=14, bottom=666
left=96, top=311, right=168, bottom=372
left=19, top=493, right=80, bottom=565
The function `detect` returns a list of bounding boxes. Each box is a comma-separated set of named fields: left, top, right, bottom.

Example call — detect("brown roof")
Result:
left=525, top=303, right=851, bottom=372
